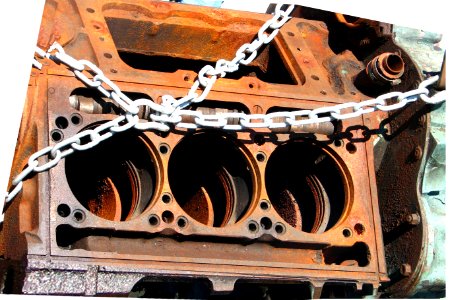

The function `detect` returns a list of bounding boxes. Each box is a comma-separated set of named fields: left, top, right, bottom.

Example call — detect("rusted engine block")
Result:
left=1, top=1, right=432, bottom=298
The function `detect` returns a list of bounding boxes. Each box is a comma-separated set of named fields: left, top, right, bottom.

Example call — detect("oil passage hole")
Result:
left=265, top=141, right=349, bottom=233
left=256, top=152, right=266, bottom=162
left=51, top=130, right=63, bottom=142
left=149, top=215, right=159, bottom=226
left=73, top=210, right=85, bottom=223
left=260, top=200, right=270, bottom=210
left=275, top=223, right=286, bottom=234
left=55, top=116, right=69, bottom=129
left=177, top=217, right=188, bottom=228
left=159, top=144, right=170, bottom=155
left=57, top=204, right=71, bottom=217
left=162, top=193, right=172, bottom=204
left=162, top=211, right=174, bottom=223
left=70, top=114, right=82, bottom=125
left=343, top=228, right=352, bottom=237
left=169, top=131, right=254, bottom=227
left=65, top=129, right=157, bottom=222
left=248, top=221, right=258, bottom=232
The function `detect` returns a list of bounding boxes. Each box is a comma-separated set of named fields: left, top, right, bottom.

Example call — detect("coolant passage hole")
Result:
left=65, top=129, right=157, bottom=222
left=168, top=131, right=254, bottom=227
left=265, top=141, right=349, bottom=233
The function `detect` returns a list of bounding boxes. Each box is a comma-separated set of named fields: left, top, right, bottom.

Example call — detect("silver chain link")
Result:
left=2, top=4, right=446, bottom=224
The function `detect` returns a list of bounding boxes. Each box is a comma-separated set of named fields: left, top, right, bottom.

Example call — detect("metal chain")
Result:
left=2, top=4, right=446, bottom=224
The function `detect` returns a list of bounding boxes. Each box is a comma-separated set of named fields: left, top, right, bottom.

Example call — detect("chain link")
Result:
left=1, top=4, right=446, bottom=223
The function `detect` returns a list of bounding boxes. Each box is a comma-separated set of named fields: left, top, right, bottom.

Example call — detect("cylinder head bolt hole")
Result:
left=162, top=211, right=174, bottom=224
left=51, top=130, right=63, bottom=142
left=70, top=113, right=82, bottom=126
left=265, top=141, right=349, bottom=233
left=159, top=143, right=170, bottom=155
left=65, top=129, right=157, bottom=222
left=149, top=214, right=160, bottom=226
left=177, top=216, right=188, bottom=228
left=162, top=193, right=172, bottom=204
left=343, top=228, right=352, bottom=237
left=168, top=132, right=254, bottom=228
left=55, top=116, right=69, bottom=129
left=256, top=152, right=266, bottom=163
left=260, top=200, right=270, bottom=211
left=260, top=217, right=272, bottom=230
left=57, top=204, right=71, bottom=218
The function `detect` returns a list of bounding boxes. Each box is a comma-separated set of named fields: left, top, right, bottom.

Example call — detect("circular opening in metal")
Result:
left=70, top=114, right=82, bottom=126
left=51, top=130, right=63, bottom=142
left=177, top=216, right=188, bottom=228
left=168, top=131, right=254, bottom=227
left=386, top=54, right=404, bottom=74
left=57, top=204, right=71, bottom=217
left=287, top=31, right=295, bottom=37
left=248, top=221, right=258, bottom=232
left=260, top=217, right=272, bottom=230
left=354, top=223, right=365, bottom=235
left=104, top=53, right=113, bottom=59
left=55, top=116, right=69, bottom=129
left=162, top=193, right=172, bottom=204
left=149, top=215, right=160, bottom=226
left=86, top=8, right=95, bottom=13
left=256, top=152, right=266, bottom=162
left=343, top=228, right=352, bottom=237
left=275, top=223, right=286, bottom=234
left=159, top=143, right=170, bottom=155
left=73, top=210, right=85, bottom=223
left=311, top=75, right=320, bottom=81
left=260, top=200, right=270, bottom=210
left=346, top=143, right=357, bottom=154
left=265, top=141, right=350, bottom=233
left=65, top=128, right=158, bottom=222
left=162, top=211, right=174, bottom=223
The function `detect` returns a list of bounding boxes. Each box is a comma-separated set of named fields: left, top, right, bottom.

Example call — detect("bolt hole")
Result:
left=248, top=221, right=258, bottom=232
left=57, top=204, right=71, bottom=217
left=346, top=143, right=357, bottom=154
left=55, top=116, right=69, bottom=129
left=297, top=47, right=301, bottom=51
left=162, top=193, right=172, bottom=204
left=149, top=215, right=160, bottom=226
left=86, top=8, right=95, bottom=13
left=249, top=83, right=255, bottom=89
left=311, top=75, right=320, bottom=81
left=177, top=217, right=188, bottom=228
left=287, top=31, right=295, bottom=37
left=110, top=69, right=118, bottom=74
left=320, top=90, right=327, bottom=95
left=94, top=24, right=101, bottom=30
left=183, top=75, right=190, bottom=81
left=343, top=228, right=352, bottom=237
left=70, top=114, right=82, bottom=126
left=256, top=152, right=266, bottom=162
left=354, top=223, right=365, bottom=235
left=51, top=130, right=63, bottom=142
left=104, top=53, right=113, bottom=59
left=254, top=134, right=265, bottom=146
left=260, top=200, right=270, bottom=210
left=162, top=211, right=174, bottom=224
left=260, top=217, right=272, bottom=230
left=73, top=210, right=85, bottom=223
left=159, top=143, right=170, bottom=155
left=275, top=223, right=285, bottom=234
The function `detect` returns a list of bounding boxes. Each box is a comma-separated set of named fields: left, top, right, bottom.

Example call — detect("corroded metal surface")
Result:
left=0, top=1, right=433, bottom=297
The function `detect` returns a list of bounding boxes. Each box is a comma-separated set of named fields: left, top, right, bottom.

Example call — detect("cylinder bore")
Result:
left=265, top=141, right=350, bottom=233
left=168, top=131, right=254, bottom=227
left=366, top=52, right=405, bottom=85
left=65, top=128, right=157, bottom=222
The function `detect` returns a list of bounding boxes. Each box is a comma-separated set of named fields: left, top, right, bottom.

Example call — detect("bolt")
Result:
left=413, top=146, right=423, bottom=161
left=400, top=263, right=412, bottom=276
left=405, top=213, right=421, bottom=225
